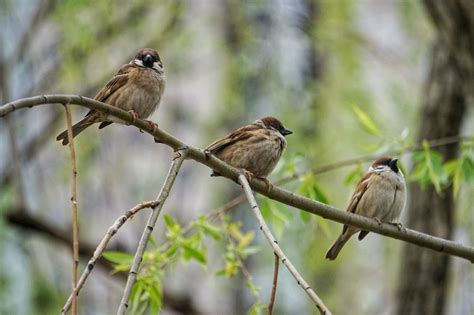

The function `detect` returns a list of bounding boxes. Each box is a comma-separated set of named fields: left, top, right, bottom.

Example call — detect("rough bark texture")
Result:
left=396, top=1, right=473, bottom=315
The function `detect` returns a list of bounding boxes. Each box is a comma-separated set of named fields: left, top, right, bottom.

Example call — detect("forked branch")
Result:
left=64, top=104, right=79, bottom=315
left=238, top=175, right=331, bottom=315
left=117, top=148, right=188, bottom=314
left=61, top=200, right=159, bottom=314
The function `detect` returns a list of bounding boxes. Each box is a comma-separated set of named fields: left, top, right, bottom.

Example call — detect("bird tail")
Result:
left=56, top=117, right=95, bottom=145
left=325, top=235, right=349, bottom=260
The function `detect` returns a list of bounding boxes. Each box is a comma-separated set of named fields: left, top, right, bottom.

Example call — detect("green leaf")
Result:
left=238, top=231, right=255, bottom=249
left=239, top=246, right=261, bottom=257
left=411, top=142, right=447, bottom=193
left=299, top=211, right=311, bottom=223
left=462, top=157, right=474, bottom=184
left=410, top=151, right=430, bottom=186
left=183, top=245, right=207, bottom=264
left=163, top=214, right=177, bottom=229
left=444, top=159, right=462, bottom=196
left=422, top=140, right=446, bottom=193
left=344, top=164, right=364, bottom=185
left=222, top=259, right=238, bottom=277
left=144, top=284, right=162, bottom=314
left=352, top=105, right=380, bottom=136
left=165, top=244, right=179, bottom=259
left=312, top=183, right=329, bottom=204
left=130, top=282, right=144, bottom=315
left=111, top=264, right=134, bottom=273
left=298, top=173, right=330, bottom=204
left=215, top=269, right=227, bottom=277
left=319, top=217, right=332, bottom=237
left=193, top=215, right=222, bottom=240
left=247, top=302, right=265, bottom=315
left=246, top=280, right=260, bottom=297
left=102, top=251, right=134, bottom=264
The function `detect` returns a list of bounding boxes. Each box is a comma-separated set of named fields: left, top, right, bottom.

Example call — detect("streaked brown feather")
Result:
left=206, top=123, right=262, bottom=154
left=94, top=64, right=134, bottom=103
left=342, top=172, right=372, bottom=234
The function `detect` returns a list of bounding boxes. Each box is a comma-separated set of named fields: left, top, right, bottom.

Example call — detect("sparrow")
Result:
left=56, top=47, right=165, bottom=145
left=326, top=156, right=407, bottom=260
left=206, top=116, right=292, bottom=184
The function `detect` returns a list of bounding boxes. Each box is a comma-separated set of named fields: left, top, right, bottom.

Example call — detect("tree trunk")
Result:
left=396, top=1, right=473, bottom=314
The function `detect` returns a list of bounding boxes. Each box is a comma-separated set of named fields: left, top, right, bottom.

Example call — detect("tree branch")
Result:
left=1, top=95, right=473, bottom=263
left=117, top=149, right=188, bottom=314
left=238, top=175, right=331, bottom=314
left=63, top=104, right=79, bottom=315
left=61, top=200, right=159, bottom=314
left=305, top=135, right=472, bottom=176
left=4, top=209, right=201, bottom=314
left=268, top=253, right=279, bottom=315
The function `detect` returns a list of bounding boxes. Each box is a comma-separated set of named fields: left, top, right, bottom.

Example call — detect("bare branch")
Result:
left=117, top=148, right=188, bottom=314
left=238, top=175, right=331, bottom=315
left=268, top=253, right=279, bottom=315
left=61, top=200, right=159, bottom=314
left=1, top=95, right=473, bottom=263
left=64, top=104, right=79, bottom=315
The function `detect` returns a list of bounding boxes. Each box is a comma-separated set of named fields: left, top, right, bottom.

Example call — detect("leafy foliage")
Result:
left=104, top=213, right=262, bottom=314
left=411, top=139, right=474, bottom=195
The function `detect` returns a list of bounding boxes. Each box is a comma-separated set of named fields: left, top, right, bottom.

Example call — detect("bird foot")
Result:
left=241, top=169, right=255, bottom=183
left=389, top=222, right=404, bottom=231
left=257, top=176, right=273, bottom=193
left=373, top=218, right=383, bottom=225
left=127, top=110, right=139, bottom=125
left=203, top=149, right=212, bottom=160
left=145, top=120, right=159, bottom=134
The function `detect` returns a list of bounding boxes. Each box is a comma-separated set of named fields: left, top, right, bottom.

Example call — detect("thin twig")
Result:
left=1, top=96, right=473, bottom=262
left=268, top=253, right=279, bottom=315
left=208, top=194, right=248, bottom=223
left=307, top=135, right=471, bottom=176
left=238, top=174, right=331, bottom=315
left=117, top=148, right=188, bottom=314
left=61, top=200, right=159, bottom=314
left=64, top=104, right=79, bottom=315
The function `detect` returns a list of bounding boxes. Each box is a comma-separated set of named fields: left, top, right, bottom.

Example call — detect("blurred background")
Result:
left=0, top=0, right=473, bottom=314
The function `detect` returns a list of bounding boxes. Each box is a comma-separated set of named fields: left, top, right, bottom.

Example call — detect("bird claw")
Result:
left=373, top=218, right=383, bottom=225
left=257, top=176, right=273, bottom=193
left=203, top=149, right=212, bottom=160
left=127, top=110, right=139, bottom=125
left=145, top=120, right=159, bottom=134
left=241, top=169, right=255, bottom=183
left=389, top=222, right=404, bottom=231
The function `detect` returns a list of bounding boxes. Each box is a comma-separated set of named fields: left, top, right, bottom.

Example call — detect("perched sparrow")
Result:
left=56, top=48, right=165, bottom=145
left=206, top=116, right=292, bottom=181
left=326, top=156, right=406, bottom=260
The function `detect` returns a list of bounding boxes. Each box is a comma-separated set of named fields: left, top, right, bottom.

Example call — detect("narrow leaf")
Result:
left=352, top=105, right=380, bottom=136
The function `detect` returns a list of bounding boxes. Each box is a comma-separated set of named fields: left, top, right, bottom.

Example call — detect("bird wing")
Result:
left=206, top=123, right=261, bottom=154
left=81, top=64, right=135, bottom=119
left=342, top=172, right=372, bottom=234
left=94, top=64, right=134, bottom=103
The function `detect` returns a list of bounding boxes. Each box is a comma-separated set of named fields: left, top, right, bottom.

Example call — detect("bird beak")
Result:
left=389, top=158, right=399, bottom=173
left=389, top=158, right=398, bottom=168
left=280, top=128, right=293, bottom=136
left=143, top=54, right=153, bottom=64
